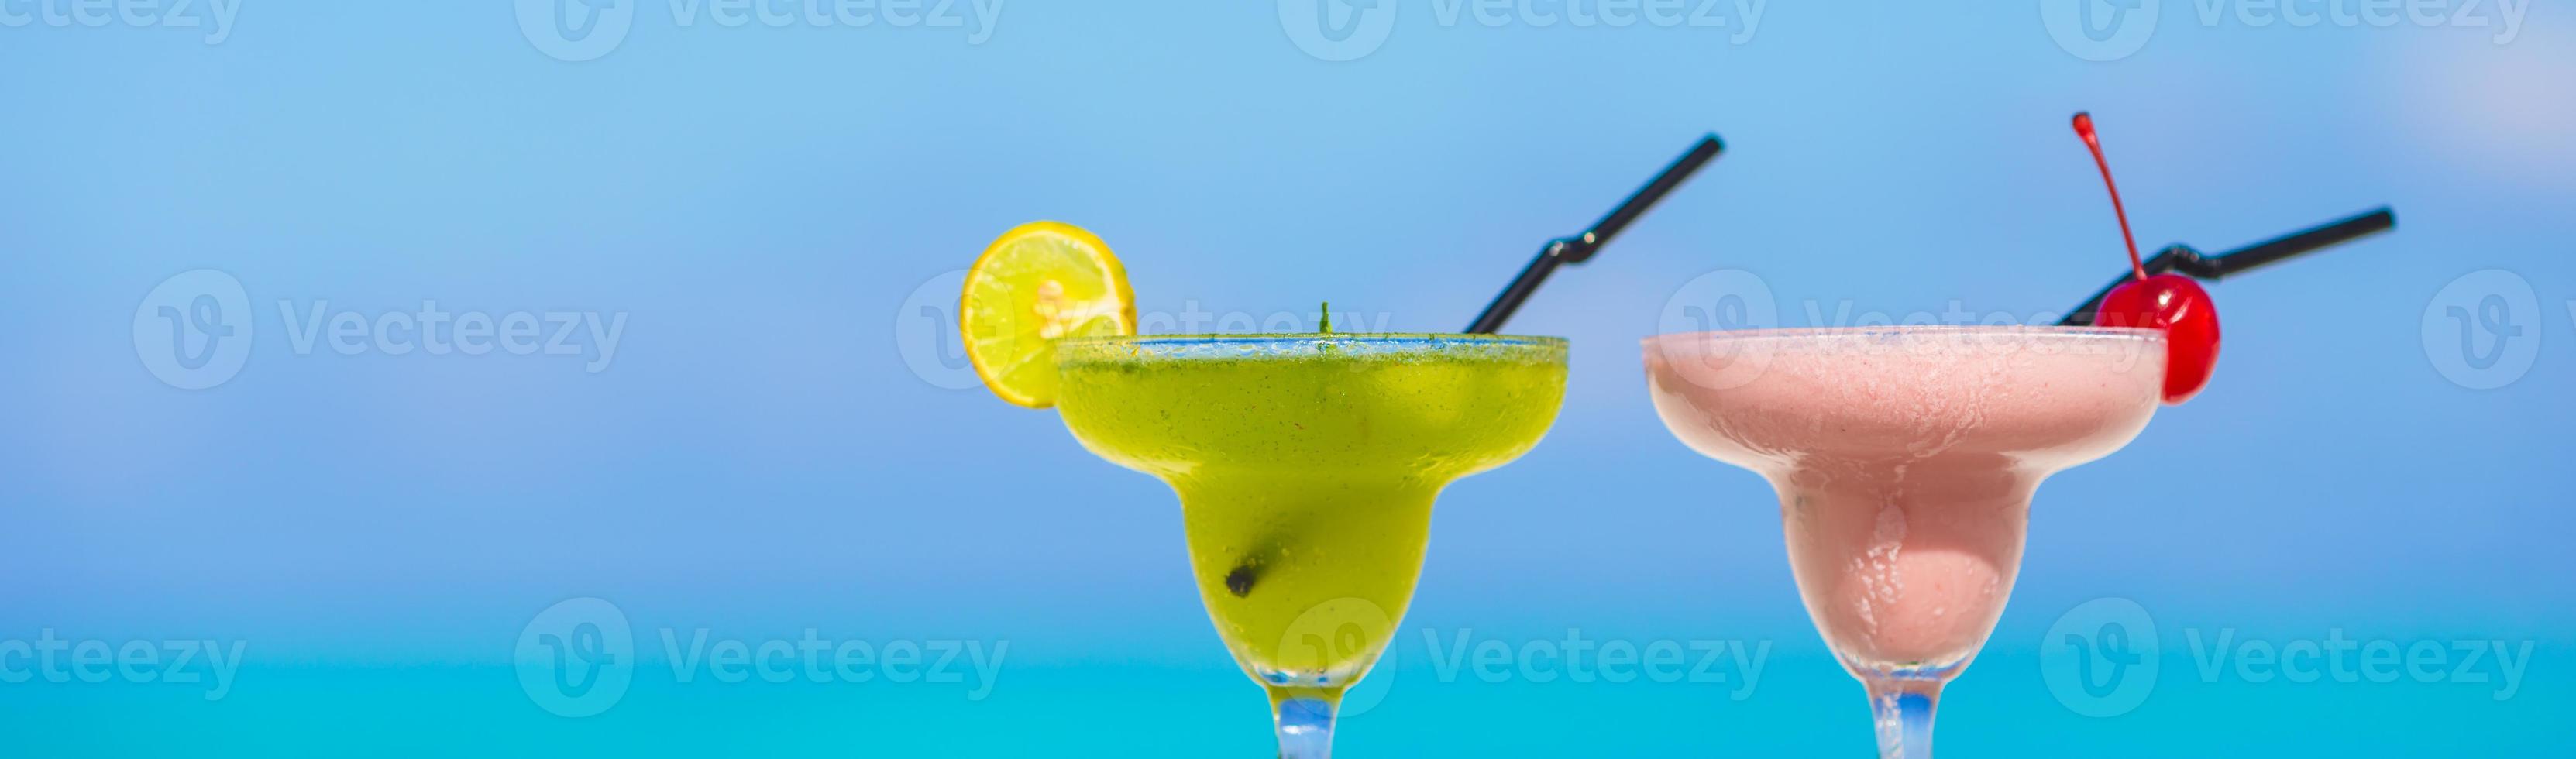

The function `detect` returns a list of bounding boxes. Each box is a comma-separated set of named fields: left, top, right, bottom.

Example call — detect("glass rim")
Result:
left=1058, top=332, right=1567, bottom=349
left=1642, top=325, right=2164, bottom=349
left=1055, top=332, right=1567, bottom=362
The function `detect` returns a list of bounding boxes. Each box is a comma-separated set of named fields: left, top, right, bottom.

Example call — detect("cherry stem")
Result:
left=2072, top=112, right=2147, bottom=281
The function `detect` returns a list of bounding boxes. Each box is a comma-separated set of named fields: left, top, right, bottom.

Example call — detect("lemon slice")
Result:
left=960, top=221, right=1137, bottom=407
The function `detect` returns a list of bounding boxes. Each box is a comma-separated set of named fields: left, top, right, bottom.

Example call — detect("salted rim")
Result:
left=1057, top=333, right=1567, bottom=364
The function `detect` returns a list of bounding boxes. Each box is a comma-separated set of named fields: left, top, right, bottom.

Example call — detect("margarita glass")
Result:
left=1057, top=333, right=1567, bottom=757
left=1642, top=325, right=2165, bottom=757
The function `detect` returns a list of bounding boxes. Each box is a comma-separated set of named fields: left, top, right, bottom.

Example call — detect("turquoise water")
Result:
left=5, top=639, right=2563, bottom=755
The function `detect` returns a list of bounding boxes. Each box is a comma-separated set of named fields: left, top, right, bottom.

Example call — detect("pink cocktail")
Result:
left=1644, top=326, right=2165, bottom=757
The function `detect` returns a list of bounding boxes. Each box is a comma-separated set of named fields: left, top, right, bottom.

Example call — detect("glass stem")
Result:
left=1865, top=676, right=1942, bottom=759
left=1269, top=688, right=1340, bottom=759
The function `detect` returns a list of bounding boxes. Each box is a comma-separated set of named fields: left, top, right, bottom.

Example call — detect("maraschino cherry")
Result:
left=2074, top=112, right=2220, bottom=404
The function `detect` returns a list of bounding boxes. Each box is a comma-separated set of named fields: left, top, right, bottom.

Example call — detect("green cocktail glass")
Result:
left=1054, top=333, right=1568, bottom=757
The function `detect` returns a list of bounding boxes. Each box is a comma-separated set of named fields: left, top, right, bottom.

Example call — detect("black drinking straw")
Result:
left=2058, top=207, right=2397, bottom=326
left=1465, top=134, right=1725, bottom=333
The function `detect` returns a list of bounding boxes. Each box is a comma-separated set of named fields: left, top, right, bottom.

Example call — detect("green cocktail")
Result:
left=1055, top=333, right=1567, bottom=757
